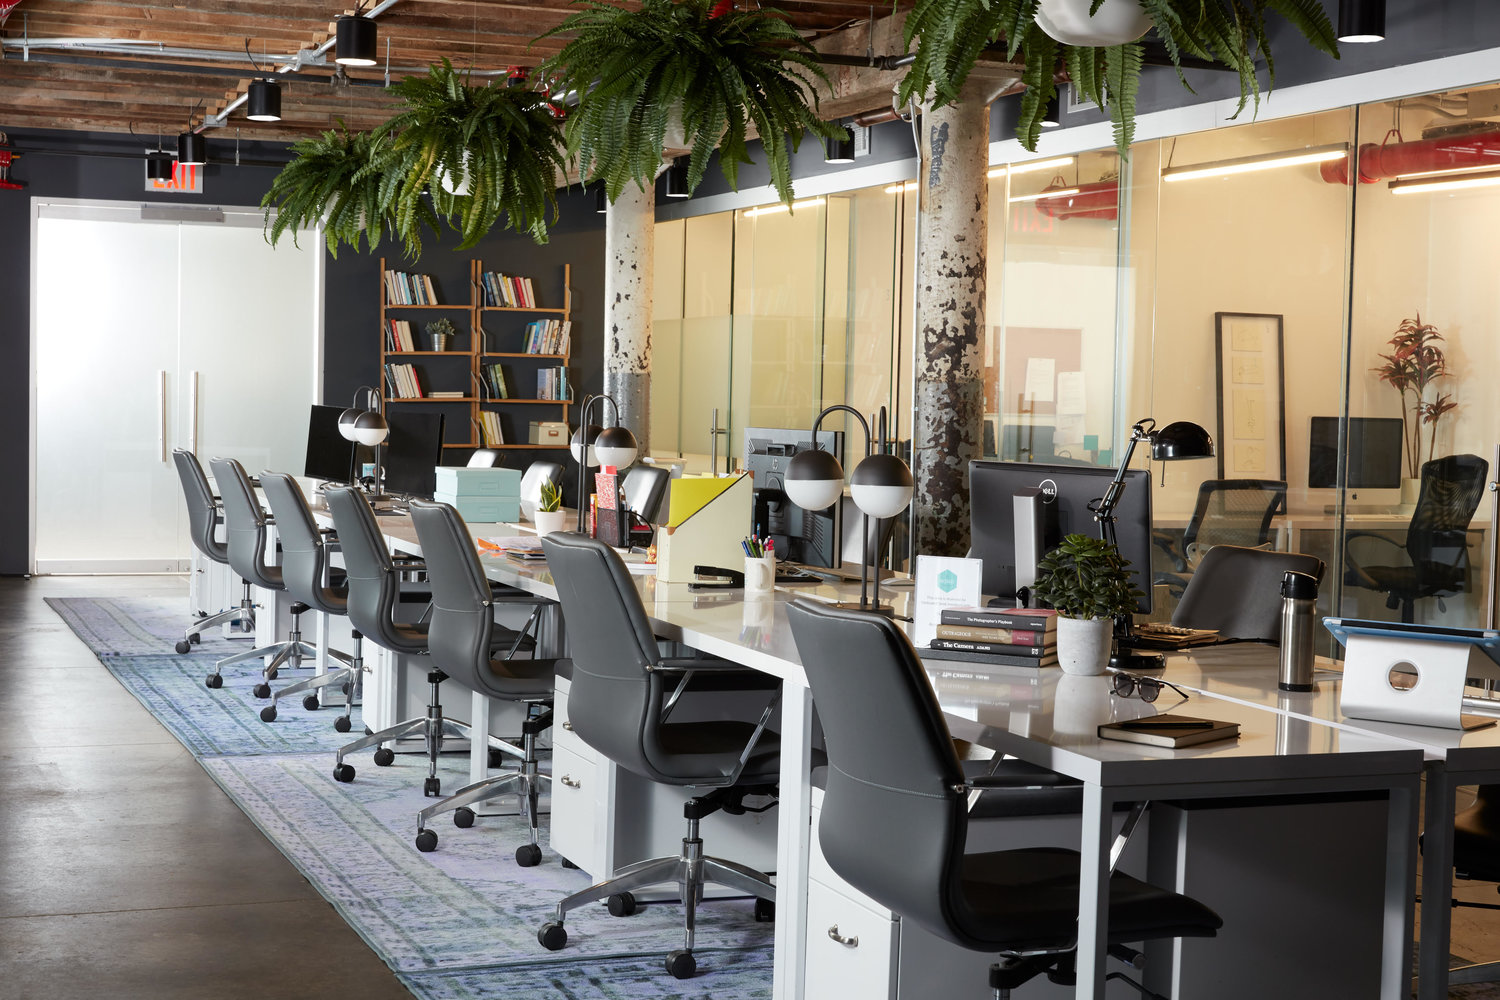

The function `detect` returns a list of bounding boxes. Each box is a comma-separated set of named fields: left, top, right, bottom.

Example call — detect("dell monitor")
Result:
left=970, top=459, right=1154, bottom=614
left=383, top=410, right=446, bottom=499
left=304, top=404, right=356, bottom=484
left=1307, top=416, right=1404, bottom=489
left=744, top=426, right=844, bottom=568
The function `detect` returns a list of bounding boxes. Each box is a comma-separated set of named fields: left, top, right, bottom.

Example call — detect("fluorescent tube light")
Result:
left=885, top=181, right=916, bottom=194
left=745, top=198, right=826, bottom=217
left=988, top=156, right=1076, bottom=179
left=1389, top=169, right=1500, bottom=195
left=1161, top=144, right=1348, bottom=183
left=1009, top=186, right=1080, bottom=203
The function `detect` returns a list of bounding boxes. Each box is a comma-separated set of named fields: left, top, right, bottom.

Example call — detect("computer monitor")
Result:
left=383, top=410, right=446, bottom=499
left=970, top=460, right=1153, bottom=614
left=1000, top=423, right=1056, bottom=463
left=744, top=426, right=844, bottom=568
left=304, top=404, right=356, bottom=484
left=1307, top=416, right=1404, bottom=489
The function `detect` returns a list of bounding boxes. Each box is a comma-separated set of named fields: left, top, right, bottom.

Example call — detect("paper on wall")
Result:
left=1055, top=414, right=1086, bottom=445
left=1056, top=371, right=1086, bottom=414
left=1023, top=358, right=1056, bottom=403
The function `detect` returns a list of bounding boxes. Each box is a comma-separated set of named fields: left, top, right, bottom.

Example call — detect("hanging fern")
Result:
left=374, top=59, right=568, bottom=256
left=261, top=125, right=398, bottom=257
left=538, top=0, right=845, bottom=205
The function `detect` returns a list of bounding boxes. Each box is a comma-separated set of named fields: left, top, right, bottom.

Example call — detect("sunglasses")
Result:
left=1110, top=672, right=1189, bottom=704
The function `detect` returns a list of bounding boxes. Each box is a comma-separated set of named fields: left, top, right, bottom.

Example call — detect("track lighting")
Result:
left=1337, top=0, right=1385, bottom=44
left=664, top=157, right=691, bottom=199
left=177, top=131, right=207, bottom=166
left=247, top=79, right=282, bottom=122
left=824, top=125, right=855, bottom=164
left=335, top=11, right=378, bottom=66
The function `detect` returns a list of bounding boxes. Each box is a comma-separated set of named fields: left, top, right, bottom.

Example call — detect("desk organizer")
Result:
left=655, top=473, right=753, bottom=584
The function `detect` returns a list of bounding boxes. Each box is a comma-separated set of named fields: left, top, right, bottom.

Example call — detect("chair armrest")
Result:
left=965, top=760, right=1084, bottom=818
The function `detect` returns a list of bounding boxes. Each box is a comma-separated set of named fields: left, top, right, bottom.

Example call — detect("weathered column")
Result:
left=912, top=88, right=993, bottom=556
left=603, top=181, right=653, bottom=452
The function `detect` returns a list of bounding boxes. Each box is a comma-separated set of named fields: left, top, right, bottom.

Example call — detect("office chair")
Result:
left=784, top=598, right=1222, bottom=999
left=622, top=464, right=672, bottom=525
left=1154, top=479, right=1287, bottom=597
left=171, top=449, right=255, bottom=654
left=257, top=473, right=362, bottom=731
left=408, top=500, right=561, bottom=862
left=535, top=531, right=782, bottom=979
left=467, top=449, right=501, bottom=468
left=1171, top=545, right=1326, bottom=642
left=1425, top=785, right=1500, bottom=987
left=1343, top=454, right=1489, bottom=623
left=519, top=460, right=565, bottom=521
left=205, top=458, right=318, bottom=692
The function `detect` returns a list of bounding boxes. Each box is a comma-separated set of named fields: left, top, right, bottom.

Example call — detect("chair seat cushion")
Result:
left=957, top=847, right=1221, bottom=952
left=655, top=719, right=784, bottom=785
left=481, top=655, right=559, bottom=699
left=1360, top=563, right=1462, bottom=598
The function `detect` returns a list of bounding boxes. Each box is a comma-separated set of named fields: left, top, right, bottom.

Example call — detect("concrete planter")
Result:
left=1056, top=615, right=1114, bottom=676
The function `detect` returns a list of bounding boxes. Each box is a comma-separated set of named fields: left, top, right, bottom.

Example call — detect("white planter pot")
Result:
left=1056, top=615, right=1114, bottom=676
left=1036, top=0, right=1152, bottom=46
left=533, top=510, right=568, bottom=536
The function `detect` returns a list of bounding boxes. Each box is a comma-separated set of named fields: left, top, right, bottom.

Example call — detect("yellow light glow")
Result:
left=743, top=197, right=827, bottom=217
left=1389, top=170, right=1500, bottom=195
left=987, top=156, right=1076, bottom=179
left=1008, top=186, right=1080, bottom=204
left=884, top=181, right=917, bottom=194
left=1161, top=145, right=1348, bottom=183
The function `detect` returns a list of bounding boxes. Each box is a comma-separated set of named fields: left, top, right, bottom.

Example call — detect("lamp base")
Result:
left=830, top=600, right=896, bottom=616
left=1110, top=646, right=1166, bottom=672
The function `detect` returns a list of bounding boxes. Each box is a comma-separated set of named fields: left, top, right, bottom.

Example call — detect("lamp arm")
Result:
left=1093, top=418, right=1156, bottom=532
left=576, top=393, right=597, bottom=533
left=810, top=404, right=872, bottom=459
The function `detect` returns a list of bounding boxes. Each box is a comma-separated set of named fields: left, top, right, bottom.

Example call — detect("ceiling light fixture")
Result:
left=247, top=79, right=282, bottom=122
left=664, top=157, right=691, bottom=198
left=988, top=156, right=1077, bottom=179
left=177, top=130, right=207, bottom=166
left=1040, top=94, right=1063, bottom=129
left=884, top=181, right=917, bottom=194
left=1388, top=168, right=1500, bottom=195
left=1009, top=185, right=1080, bottom=203
left=744, top=197, right=826, bottom=217
left=1161, top=144, right=1348, bottom=183
left=146, top=149, right=175, bottom=181
left=335, top=9, right=378, bottom=67
left=1337, top=0, right=1386, bottom=43
left=824, top=124, right=856, bottom=164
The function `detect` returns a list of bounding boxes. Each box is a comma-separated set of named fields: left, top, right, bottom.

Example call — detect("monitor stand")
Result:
left=1111, top=632, right=1166, bottom=672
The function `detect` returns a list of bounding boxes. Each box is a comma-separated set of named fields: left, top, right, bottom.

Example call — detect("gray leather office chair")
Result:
left=1171, top=545, right=1325, bottom=642
left=171, top=449, right=255, bottom=654
left=536, top=531, right=781, bottom=979
left=1154, top=479, right=1286, bottom=597
left=784, top=598, right=1222, bottom=999
left=467, top=449, right=501, bottom=468
left=258, top=473, right=362, bottom=731
left=519, top=460, right=565, bottom=521
left=409, top=500, right=561, bottom=862
left=205, top=458, right=318, bottom=692
left=622, top=464, right=671, bottom=525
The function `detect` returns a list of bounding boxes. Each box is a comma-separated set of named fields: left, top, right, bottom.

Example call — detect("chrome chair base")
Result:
left=259, top=643, right=360, bottom=728
left=179, top=582, right=256, bottom=654
left=332, top=671, right=471, bottom=797
left=207, top=608, right=318, bottom=688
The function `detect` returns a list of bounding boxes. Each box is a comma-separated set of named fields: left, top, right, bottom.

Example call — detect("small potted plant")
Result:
left=425, top=318, right=456, bottom=352
left=1032, top=533, right=1142, bottom=675
left=533, top=478, right=567, bottom=536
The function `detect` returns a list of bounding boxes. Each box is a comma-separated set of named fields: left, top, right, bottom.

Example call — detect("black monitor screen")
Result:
left=970, top=460, right=1153, bottom=614
left=383, top=410, right=445, bottom=499
left=744, top=427, right=844, bottom=567
left=304, top=404, right=356, bottom=484
left=1307, top=417, right=1404, bottom=489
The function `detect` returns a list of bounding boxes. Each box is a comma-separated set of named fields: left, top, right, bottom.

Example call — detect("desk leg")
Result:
left=469, top=690, right=490, bottom=786
left=1077, top=783, right=1113, bottom=1000
left=772, top=683, right=812, bottom=1000
left=1418, top=768, right=1457, bottom=1000
left=1383, top=773, right=1419, bottom=1000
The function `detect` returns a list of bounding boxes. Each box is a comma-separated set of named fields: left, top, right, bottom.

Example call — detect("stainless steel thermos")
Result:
left=1278, top=570, right=1319, bottom=691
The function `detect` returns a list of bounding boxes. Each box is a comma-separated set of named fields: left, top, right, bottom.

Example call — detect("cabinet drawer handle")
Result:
left=827, top=925, right=859, bottom=948
left=562, top=721, right=573, bottom=731
left=560, top=775, right=581, bottom=789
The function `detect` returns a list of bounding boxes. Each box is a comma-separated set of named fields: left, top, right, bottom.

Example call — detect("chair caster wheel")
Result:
left=334, top=716, right=352, bottom=733
left=515, top=843, right=542, bottom=867
left=538, top=922, right=567, bottom=951
left=423, top=777, right=441, bottom=797
left=252, top=683, right=271, bottom=699
left=607, top=892, right=637, bottom=917
left=560, top=857, right=578, bottom=870
left=175, top=640, right=192, bottom=654
left=453, top=807, right=476, bottom=829
left=488, top=747, right=505, bottom=768
left=265, top=668, right=278, bottom=681
left=259, top=705, right=277, bottom=723
left=303, top=694, right=321, bottom=712
left=205, top=674, right=223, bottom=689
left=415, top=829, right=438, bottom=853
left=754, top=898, right=775, bottom=922
left=373, top=747, right=396, bottom=767
left=665, top=950, right=696, bottom=979
left=333, top=764, right=355, bottom=783
left=192, top=633, right=201, bottom=644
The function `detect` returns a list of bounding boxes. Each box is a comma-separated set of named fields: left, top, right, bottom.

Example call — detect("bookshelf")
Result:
left=474, top=259, right=572, bottom=451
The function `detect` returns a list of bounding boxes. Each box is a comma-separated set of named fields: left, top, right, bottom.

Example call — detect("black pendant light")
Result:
left=1337, top=0, right=1385, bottom=43
left=1041, top=94, right=1063, bottom=129
left=177, top=130, right=207, bottom=166
left=824, top=123, right=855, bottom=164
left=146, top=150, right=175, bottom=181
left=247, top=79, right=282, bottom=122
left=336, top=10, right=378, bottom=66
left=595, top=186, right=609, bottom=213
left=664, top=157, right=691, bottom=199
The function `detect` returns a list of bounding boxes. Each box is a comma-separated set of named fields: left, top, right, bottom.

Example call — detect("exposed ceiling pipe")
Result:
left=1320, top=129, right=1500, bottom=184
left=10, top=50, right=390, bottom=85
left=814, top=51, right=916, bottom=72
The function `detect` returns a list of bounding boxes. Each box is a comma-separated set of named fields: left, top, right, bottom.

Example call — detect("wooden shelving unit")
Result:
left=473, top=259, right=572, bottom=451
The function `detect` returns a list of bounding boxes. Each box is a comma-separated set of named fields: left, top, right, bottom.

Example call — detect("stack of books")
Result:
left=383, top=362, right=425, bottom=399
left=523, top=319, right=570, bottom=354
left=384, top=270, right=438, bottom=305
left=927, top=606, right=1059, bottom=668
left=480, top=271, right=537, bottom=308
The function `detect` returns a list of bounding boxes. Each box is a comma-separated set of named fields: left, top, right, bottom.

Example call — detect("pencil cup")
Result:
left=744, top=554, right=775, bottom=595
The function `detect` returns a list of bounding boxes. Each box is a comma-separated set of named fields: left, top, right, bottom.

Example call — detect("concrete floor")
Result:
left=0, top=575, right=410, bottom=1000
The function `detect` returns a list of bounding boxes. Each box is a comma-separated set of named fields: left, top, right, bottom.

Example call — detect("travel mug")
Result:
left=1278, top=570, right=1319, bottom=692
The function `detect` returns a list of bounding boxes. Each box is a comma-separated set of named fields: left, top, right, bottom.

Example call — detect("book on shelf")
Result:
left=927, top=638, right=1052, bottom=658
left=479, top=411, right=505, bottom=447
left=535, top=367, right=570, bottom=401
left=428, top=390, right=465, bottom=399
left=940, top=607, right=1059, bottom=632
left=480, top=270, right=538, bottom=309
left=1097, top=716, right=1240, bottom=749
left=480, top=363, right=509, bottom=400
left=933, top=623, right=1051, bottom=645
left=522, top=319, right=570, bottom=354
left=382, top=362, right=425, bottom=399
left=385, top=319, right=416, bottom=352
left=384, top=270, right=440, bottom=306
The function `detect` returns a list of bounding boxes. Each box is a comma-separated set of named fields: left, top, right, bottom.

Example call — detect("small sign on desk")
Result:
left=913, top=555, right=982, bottom=648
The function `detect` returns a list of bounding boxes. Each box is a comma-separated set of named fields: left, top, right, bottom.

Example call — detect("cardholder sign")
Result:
left=914, top=555, right=983, bottom=647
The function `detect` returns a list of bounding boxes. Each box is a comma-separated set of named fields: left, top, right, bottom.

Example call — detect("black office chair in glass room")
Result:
left=171, top=449, right=255, bottom=654
left=1153, top=478, right=1286, bottom=597
left=408, top=500, right=560, bottom=862
left=536, top=531, right=781, bottom=980
left=1424, top=784, right=1500, bottom=987
left=205, top=458, right=319, bottom=692
left=1344, top=453, right=1489, bottom=623
left=784, top=599, right=1222, bottom=999
left=1171, top=545, right=1326, bottom=642
left=257, top=473, right=363, bottom=731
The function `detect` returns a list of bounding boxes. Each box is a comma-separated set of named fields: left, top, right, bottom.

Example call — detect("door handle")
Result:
left=188, top=370, right=200, bottom=453
left=158, top=370, right=169, bottom=462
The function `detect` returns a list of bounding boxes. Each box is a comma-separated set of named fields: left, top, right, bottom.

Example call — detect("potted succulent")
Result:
left=425, top=317, right=456, bottom=352
left=538, top=0, right=845, bottom=205
left=533, top=478, right=568, bottom=536
left=261, top=124, right=401, bottom=257
left=898, top=0, right=1340, bottom=156
left=1032, top=533, right=1142, bottom=675
left=375, top=59, right=568, bottom=256
left=1372, top=313, right=1457, bottom=503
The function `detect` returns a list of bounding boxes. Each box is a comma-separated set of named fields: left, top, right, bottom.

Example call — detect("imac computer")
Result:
left=1308, top=416, right=1404, bottom=490
left=970, top=459, right=1154, bottom=614
left=383, top=410, right=446, bottom=500
left=304, top=404, right=356, bottom=484
left=744, top=426, right=844, bottom=568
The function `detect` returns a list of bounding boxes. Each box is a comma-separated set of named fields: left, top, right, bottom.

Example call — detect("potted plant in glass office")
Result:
left=425, top=318, right=456, bottom=353
left=533, top=478, right=567, bottom=536
left=1032, top=533, right=1143, bottom=676
left=261, top=124, right=404, bottom=257
left=537, top=0, right=845, bottom=206
left=1372, top=314, right=1458, bottom=507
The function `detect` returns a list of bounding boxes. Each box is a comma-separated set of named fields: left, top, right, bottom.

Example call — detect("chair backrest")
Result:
left=1172, top=544, right=1326, bottom=641
left=259, top=473, right=346, bottom=616
left=1407, top=454, right=1489, bottom=569
left=1182, top=479, right=1287, bottom=552
left=784, top=599, right=970, bottom=944
left=323, top=486, right=428, bottom=656
left=208, top=457, right=283, bottom=591
left=467, top=449, right=501, bottom=468
left=539, top=531, right=682, bottom=783
left=173, top=449, right=227, bottom=564
left=622, top=465, right=672, bottom=525
left=519, top=460, right=565, bottom=520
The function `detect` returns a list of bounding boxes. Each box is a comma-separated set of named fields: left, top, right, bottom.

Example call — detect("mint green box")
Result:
left=433, top=466, right=521, bottom=498
left=434, top=494, right=521, bottom=523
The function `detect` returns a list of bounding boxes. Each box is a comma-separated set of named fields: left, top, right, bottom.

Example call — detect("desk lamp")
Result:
left=1091, top=417, right=1214, bottom=667
left=338, top=386, right=390, bottom=495
left=785, top=405, right=913, bottom=614
left=571, top=393, right=639, bottom=533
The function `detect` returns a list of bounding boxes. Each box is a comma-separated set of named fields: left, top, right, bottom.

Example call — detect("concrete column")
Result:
left=912, top=91, right=991, bottom=557
left=604, top=181, right=653, bottom=452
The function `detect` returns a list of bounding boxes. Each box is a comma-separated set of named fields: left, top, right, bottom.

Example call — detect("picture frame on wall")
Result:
left=1213, top=312, right=1287, bottom=494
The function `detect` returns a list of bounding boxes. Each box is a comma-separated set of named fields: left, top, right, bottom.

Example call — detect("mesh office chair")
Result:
left=784, top=599, right=1222, bottom=999
left=1344, top=454, right=1489, bottom=623
left=519, top=460, right=565, bottom=521
left=171, top=449, right=255, bottom=654
left=409, top=500, right=561, bottom=863
left=1154, top=479, right=1287, bottom=596
left=1424, top=785, right=1500, bottom=987
left=1171, top=545, right=1326, bottom=642
left=536, top=531, right=781, bottom=980
left=257, top=473, right=362, bottom=731
left=205, top=458, right=318, bottom=692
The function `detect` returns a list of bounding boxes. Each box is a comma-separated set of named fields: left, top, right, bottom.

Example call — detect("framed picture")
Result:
left=1213, top=312, right=1286, bottom=488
